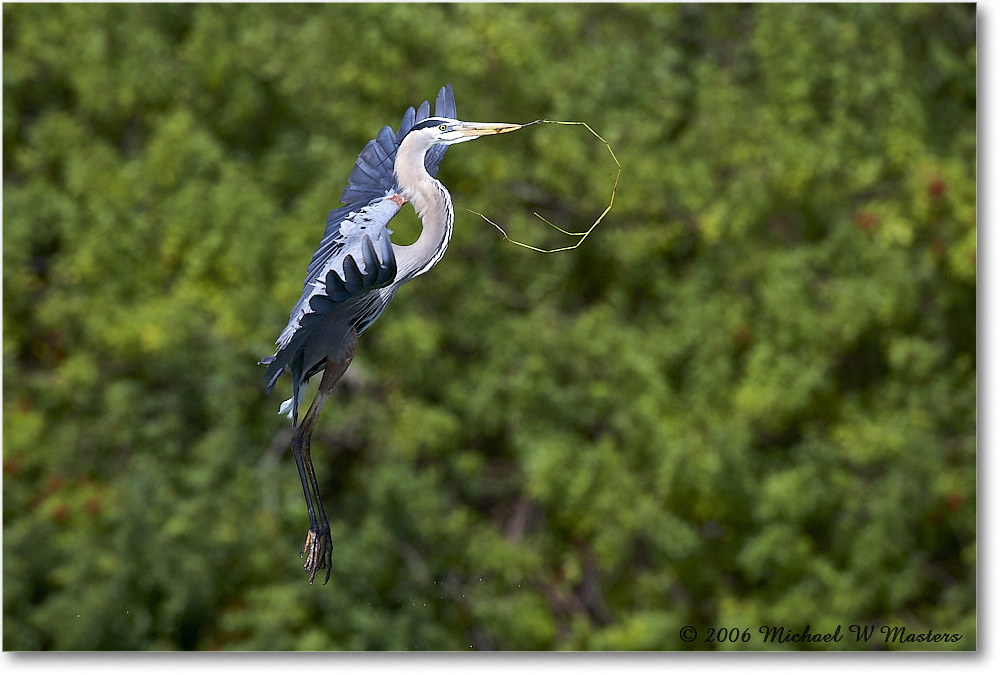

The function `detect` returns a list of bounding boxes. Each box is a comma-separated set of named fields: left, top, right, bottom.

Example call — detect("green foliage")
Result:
left=3, top=3, right=975, bottom=650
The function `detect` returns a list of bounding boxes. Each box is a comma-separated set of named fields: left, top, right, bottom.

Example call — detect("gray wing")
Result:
left=261, top=196, right=400, bottom=399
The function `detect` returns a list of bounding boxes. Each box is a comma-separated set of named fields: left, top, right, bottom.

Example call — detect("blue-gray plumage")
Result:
left=260, top=84, right=520, bottom=583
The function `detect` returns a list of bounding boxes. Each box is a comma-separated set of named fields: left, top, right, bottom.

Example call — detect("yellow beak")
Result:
left=457, top=122, right=522, bottom=137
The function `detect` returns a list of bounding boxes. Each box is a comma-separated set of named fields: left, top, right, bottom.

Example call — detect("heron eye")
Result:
left=438, top=124, right=447, bottom=131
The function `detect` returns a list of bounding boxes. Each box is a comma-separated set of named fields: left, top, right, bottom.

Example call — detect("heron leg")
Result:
left=290, top=428, right=319, bottom=536
left=290, top=329, right=357, bottom=585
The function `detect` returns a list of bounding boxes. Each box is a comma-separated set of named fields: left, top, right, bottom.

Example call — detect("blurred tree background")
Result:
left=2, top=3, right=975, bottom=651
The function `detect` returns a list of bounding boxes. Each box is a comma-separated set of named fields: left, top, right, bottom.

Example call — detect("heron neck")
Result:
left=393, top=138, right=454, bottom=281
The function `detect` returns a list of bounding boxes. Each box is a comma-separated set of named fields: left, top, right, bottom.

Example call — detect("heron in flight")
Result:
left=261, top=84, right=519, bottom=583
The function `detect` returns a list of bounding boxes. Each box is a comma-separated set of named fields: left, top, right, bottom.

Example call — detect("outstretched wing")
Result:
left=261, top=195, right=400, bottom=408
left=261, top=85, right=458, bottom=416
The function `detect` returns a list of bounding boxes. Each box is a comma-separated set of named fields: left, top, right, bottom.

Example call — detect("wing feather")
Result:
left=342, top=254, right=364, bottom=294
left=426, top=84, right=457, bottom=173
left=262, top=195, right=400, bottom=395
left=397, top=107, right=416, bottom=142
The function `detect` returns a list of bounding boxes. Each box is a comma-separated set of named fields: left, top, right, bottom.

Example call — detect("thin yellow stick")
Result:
left=464, top=119, right=621, bottom=253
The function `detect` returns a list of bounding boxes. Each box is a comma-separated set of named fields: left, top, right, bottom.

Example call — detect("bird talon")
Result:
left=302, top=528, right=333, bottom=585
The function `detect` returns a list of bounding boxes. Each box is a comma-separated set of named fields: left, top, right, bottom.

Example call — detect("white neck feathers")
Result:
left=393, top=132, right=454, bottom=280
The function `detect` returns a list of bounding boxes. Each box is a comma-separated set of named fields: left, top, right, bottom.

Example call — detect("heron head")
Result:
left=408, top=117, right=522, bottom=146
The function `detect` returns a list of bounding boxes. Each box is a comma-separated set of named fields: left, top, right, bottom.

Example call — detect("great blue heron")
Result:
left=261, top=84, right=520, bottom=583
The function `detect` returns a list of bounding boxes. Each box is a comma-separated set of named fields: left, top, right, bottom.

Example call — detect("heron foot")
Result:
left=300, top=527, right=333, bottom=585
